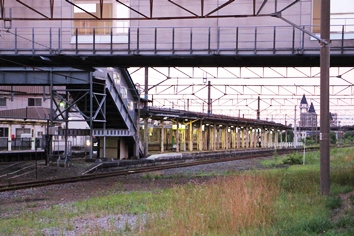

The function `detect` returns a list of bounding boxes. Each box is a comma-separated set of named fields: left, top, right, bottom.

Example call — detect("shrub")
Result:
left=282, top=152, right=302, bottom=165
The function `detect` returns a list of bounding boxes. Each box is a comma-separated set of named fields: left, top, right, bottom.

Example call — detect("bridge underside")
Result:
left=0, top=54, right=353, bottom=68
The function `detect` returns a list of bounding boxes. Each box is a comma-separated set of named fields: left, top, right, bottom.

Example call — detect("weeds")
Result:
left=1, top=147, right=353, bottom=235
left=326, top=196, right=343, bottom=209
left=350, top=194, right=354, bottom=205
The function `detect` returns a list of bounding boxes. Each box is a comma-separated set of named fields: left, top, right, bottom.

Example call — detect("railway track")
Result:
left=0, top=148, right=308, bottom=192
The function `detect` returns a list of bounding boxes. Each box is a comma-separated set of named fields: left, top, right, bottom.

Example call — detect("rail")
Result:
left=0, top=148, right=299, bottom=192
left=0, top=25, right=353, bottom=56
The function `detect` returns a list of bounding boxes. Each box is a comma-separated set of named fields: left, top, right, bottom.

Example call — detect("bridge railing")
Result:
left=0, top=25, right=353, bottom=55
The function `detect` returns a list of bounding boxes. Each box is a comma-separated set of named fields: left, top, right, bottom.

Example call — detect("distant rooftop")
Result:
left=300, top=94, right=308, bottom=105
left=308, top=103, right=316, bottom=113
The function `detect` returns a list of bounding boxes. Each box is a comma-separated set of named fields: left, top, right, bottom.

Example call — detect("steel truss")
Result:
left=1, top=0, right=301, bottom=21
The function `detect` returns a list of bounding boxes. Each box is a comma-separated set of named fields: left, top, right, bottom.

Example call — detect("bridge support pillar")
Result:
left=241, top=128, right=245, bottom=149
left=236, top=128, right=240, bottom=149
left=221, top=126, right=226, bottom=149
left=180, top=127, right=186, bottom=152
left=176, top=122, right=180, bottom=152
left=205, top=125, right=209, bottom=151
left=260, top=129, right=265, bottom=148
left=188, top=122, right=193, bottom=152
left=253, top=128, right=257, bottom=148
left=207, top=125, right=211, bottom=151
left=248, top=128, right=252, bottom=149
left=246, top=128, right=250, bottom=149
left=254, top=128, right=257, bottom=148
left=160, top=121, right=164, bottom=154
left=213, top=124, right=217, bottom=150
left=265, top=130, right=269, bottom=148
left=198, top=121, right=203, bottom=151
left=231, top=127, right=236, bottom=149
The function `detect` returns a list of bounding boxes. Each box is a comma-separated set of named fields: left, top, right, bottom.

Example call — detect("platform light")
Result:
left=39, top=56, right=51, bottom=62
left=59, top=101, right=65, bottom=108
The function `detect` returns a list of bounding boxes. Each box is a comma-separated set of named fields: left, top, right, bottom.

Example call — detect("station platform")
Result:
left=0, top=149, right=45, bottom=162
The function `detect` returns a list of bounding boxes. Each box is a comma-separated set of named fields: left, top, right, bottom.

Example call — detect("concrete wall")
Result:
left=100, top=137, right=129, bottom=159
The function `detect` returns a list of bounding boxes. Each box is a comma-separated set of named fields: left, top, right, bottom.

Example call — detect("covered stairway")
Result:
left=66, top=68, right=144, bottom=159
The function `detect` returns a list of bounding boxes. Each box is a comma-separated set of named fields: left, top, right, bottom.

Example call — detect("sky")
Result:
left=128, top=66, right=354, bottom=126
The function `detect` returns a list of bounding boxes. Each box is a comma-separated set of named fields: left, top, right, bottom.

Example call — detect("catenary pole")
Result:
left=320, top=0, right=331, bottom=195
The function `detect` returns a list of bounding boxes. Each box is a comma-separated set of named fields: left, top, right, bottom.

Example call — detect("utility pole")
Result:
left=207, top=81, right=211, bottom=116
left=144, top=67, right=149, bottom=158
left=294, top=105, right=297, bottom=148
left=320, top=0, right=331, bottom=195
left=257, top=96, right=260, bottom=120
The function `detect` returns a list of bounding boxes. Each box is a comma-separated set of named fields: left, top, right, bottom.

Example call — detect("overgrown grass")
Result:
left=140, top=147, right=354, bottom=235
left=1, top=147, right=353, bottom=235
left=142, top=174, right=279, bottom=235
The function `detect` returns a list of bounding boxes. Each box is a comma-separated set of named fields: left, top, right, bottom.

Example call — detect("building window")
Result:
left=73, top=0, right=130, bottom=35
left=120, top=87, right=127, bottom=99
left=113, top=72, right=121, bottom=85
left=313, top=0, right=354, bottom=34
left=0, top=127, right=8, bottom=138
left=0, top=97, right=6, bottom=106
left=127, top=101, right=134, bottom=110
left=28, top=98, right=42, bottom=107
left=16, top=128, right=31, bottom=138
left=37, top=131, right=43, bottom=137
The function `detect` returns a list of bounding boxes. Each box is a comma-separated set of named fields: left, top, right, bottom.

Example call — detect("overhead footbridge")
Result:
left=0, top=25, right=353, bottom=68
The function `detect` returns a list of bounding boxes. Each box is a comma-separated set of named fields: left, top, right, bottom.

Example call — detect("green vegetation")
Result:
left=0, top=147, right=354, bottom=235
left=344, top=131, right=354, bottom=143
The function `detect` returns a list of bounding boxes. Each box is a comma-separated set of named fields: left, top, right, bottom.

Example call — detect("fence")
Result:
left=0, top=25, right=353, bottom=56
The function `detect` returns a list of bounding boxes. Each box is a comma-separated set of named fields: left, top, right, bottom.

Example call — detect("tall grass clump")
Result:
left=142, top=173, right=279, bottom=235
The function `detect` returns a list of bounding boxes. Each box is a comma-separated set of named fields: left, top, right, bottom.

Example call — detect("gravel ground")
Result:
left=0, top=157, right=269, bottom=235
